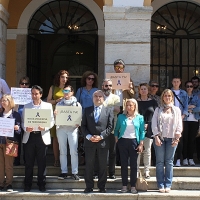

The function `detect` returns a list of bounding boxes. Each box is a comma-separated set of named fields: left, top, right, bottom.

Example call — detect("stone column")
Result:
left=0, top=4, right=9, bottom=79
left=103, top=1, right=153, bottom=85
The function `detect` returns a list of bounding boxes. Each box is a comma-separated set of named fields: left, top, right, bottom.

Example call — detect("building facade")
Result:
left=0, top=0, right=200, bottom=96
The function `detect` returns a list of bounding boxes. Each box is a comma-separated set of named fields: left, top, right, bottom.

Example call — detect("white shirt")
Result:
left=122, top=119, right=136, bottom=139
left=173, top=90, right=180, bottom=108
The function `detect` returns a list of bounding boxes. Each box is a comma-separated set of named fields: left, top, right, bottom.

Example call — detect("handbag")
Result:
left=136, top=170, right=148, bottom=191
left=5, top=139, right=18, bottom=157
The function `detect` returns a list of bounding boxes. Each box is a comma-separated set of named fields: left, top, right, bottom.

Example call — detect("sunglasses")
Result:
left=20, top=82, right=29, bottom=86
left=105, top=84, right=112, bottom=87
left=87, top=77, right=95, bottom=81
left=62, top=89, right=71, bottom=93
left=114, top=66, right=124, bottom=70
left=186, top=85, right=193, bottom=88
left=151, top=84, right=159, bottom=88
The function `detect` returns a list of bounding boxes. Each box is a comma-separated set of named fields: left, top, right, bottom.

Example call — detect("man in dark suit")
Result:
left=81, top=90, right=114, bottom=193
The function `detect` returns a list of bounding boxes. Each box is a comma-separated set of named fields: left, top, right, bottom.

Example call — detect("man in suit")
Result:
left=22, top=85, right=54, bottom=192
left=81, top=90, right=114, bottom=193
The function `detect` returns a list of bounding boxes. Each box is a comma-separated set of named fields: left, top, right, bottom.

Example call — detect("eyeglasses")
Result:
left=151, top=84, right=159, bottom=88
left=1, top=99, right=8, bottom=103
left=186, top=85, right=193, bottom=88
left=87, top=77, right=95, bottom=81
left=105, top=84, right=112, bottom=87
left=62, top=89, right=71, bottom=93
left=20, top=82, right=29, bottom=86
left=114, top=66, right=124, bottom=70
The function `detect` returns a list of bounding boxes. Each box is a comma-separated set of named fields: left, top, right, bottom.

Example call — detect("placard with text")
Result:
left=0, top=118, right=15, bottom=137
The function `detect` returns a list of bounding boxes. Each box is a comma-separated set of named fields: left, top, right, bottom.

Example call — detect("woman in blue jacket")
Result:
left=114, top=98, right=145, bottom=194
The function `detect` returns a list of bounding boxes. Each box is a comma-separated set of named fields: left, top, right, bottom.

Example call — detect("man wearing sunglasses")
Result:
left=191, top=76, right=200, bottom=96
left=149, top=80, right=160, bottom=107
left=0, top=78, right=10, bottom=112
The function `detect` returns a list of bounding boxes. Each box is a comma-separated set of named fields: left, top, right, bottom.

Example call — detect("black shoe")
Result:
left=24, top=186, right=31, bottom=192
left=109, top=175, right=116, bottom=179
left=58, top=173, right=68, bottom=180
left=99, top=188, right=106, bottom=193
left=72, top=174, right=80, bottom=180
left=84, top=188, right=93, bottom=193
left=6, top=185, right=13, bottom=192
left=0, top=186, right=4, bottom=191
left=13, top=161, right=20, bottom=166
left=39, top=185, right=46, bottom=192
left=93, top=174, right=98, bottom=179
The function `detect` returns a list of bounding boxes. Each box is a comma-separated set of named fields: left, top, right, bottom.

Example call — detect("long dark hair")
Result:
left=54, top=70, right=70, bottom=87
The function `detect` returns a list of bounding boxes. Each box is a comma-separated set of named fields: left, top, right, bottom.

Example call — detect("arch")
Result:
left=151, top=0, right=200, bottom=14
left=17, top=0, right=104, bottom=34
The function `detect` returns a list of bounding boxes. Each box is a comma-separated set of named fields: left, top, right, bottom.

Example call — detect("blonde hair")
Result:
left=160, top=89, right=174, bottom=106
left=123, top=98, right=139, bottom=116
left=1, top=94, right=15, bottom=109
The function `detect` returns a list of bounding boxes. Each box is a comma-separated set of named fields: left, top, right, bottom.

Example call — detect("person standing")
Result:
left=0, top=95, right=21, bottom=192
left=171, top=76, right=188, bottom=167
left=22, top=85, right=54, bottom=192
left=113, top=59, right=135, bottom=166
left=114, top=99, right=145, bottom=194
left=149, top=80, right=161, bottom=107
left=102, top=79, right=120, bottom=179
left=76, top=71, right=98, bottom=114
left=182, top=81, right=200, bottom=166
left=14, top=76, right=30, bottom=166
left=47, top=70, right=69, bottom=167
left=191, top=76, right=200, bottom=96
left=137, top=83, right=158, bottom=179
left=55, top=85, right=81, bottom=180
left=0, top=78, right=11, bottom=112
left=152, top=89, right=182, bottom=193
left=81, top=90, right=114, bottom=193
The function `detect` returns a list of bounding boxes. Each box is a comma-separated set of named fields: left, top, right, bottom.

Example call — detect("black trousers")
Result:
left=176, top=121, right=198, bottom=159
left=94, top=134, right=116, bottom=176
left=24, top=133, right=47, bottom=187
left=118, top=138, right=138, bottom=187
left=85, top=147, right=108, bottom=189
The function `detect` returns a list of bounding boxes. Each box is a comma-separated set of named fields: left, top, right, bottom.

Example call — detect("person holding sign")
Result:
left=22, top=85, right=54, bottom=192
left=81, top=90, right=114, bottom=193
left=54, top=85, right=81, bottom=180
left=0, top=94, right=21, bottom=192
left=14, top=76, right=31, bottom=166
left=47, top=70, right=70, bottom=167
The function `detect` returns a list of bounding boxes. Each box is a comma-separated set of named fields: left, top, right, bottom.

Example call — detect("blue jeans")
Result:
left=153, top=138, right=177, bottom=189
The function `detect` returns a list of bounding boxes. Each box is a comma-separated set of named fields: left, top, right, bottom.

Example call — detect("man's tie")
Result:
left=94, top=106, right=100, bottom=123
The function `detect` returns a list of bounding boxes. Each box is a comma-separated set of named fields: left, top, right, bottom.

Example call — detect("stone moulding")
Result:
left=0, top=4, right=9, bottom=25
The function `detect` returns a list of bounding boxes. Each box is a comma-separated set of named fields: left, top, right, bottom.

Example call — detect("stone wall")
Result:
left=104, top=6, right=153, bottom=86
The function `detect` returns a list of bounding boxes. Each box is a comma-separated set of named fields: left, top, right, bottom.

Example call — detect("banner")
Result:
left=0, top=118, right=15, bottom=137
left=11, top=87, right=32, bottom=105
left=24, top=109, right=52, bottom=127
left=106, top=73, right=130, bottom=89
left=55, top=106, right=82, bottom=126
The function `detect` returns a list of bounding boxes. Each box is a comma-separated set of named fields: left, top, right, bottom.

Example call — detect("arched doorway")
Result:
left=27, top=0, right=98, bottom=97
left=151, top=1, right=200, bottom=90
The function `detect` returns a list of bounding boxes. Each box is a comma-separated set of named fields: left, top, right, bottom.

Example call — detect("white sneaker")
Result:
left=188, top=159, right=195, bottom=166
left=175, top=159, right=181, bottom=167
left=183, top=159, right=188, bottom=166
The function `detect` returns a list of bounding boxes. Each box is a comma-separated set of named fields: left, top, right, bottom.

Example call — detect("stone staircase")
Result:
left=1, top=165, right=200, bottom=200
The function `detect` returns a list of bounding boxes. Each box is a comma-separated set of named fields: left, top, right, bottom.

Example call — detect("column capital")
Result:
left=0, top=4, right=9, bottom=25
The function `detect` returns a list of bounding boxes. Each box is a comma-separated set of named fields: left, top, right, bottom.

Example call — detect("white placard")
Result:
left=0, top=118, right=15, bottom=137
left=55, top=106, right=82, bottom=126
left=24, top=109, right=52, bottom=127
left=11, top=87, right=32, bottom=105
left=106, top=73, right=130, bottom=89
left=113, top=0, right=143, bottom=7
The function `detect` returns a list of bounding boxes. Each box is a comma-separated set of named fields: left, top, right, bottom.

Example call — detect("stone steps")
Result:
left=13, top=166, right=200, bottom=177
left=1, top=189, right=200, bottom=200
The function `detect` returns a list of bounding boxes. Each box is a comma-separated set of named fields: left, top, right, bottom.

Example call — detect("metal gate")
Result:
left=151, top=1, right=200, bottom=90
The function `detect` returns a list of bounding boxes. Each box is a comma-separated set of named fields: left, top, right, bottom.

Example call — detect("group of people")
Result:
left=0, top=58, right=200, bottom=194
